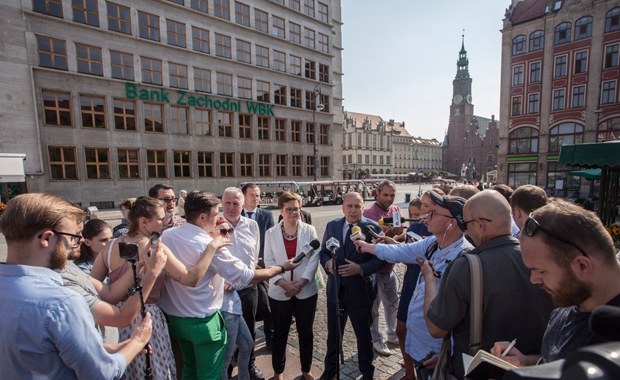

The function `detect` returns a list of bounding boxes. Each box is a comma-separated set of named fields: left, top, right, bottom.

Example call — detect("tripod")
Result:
left=127, top=257, right=153, bottom=380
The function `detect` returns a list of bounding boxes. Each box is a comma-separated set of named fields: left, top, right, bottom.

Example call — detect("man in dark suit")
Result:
left=241, top=183, right=276, bottom=349
left=319, top=192, right=386, bottom=380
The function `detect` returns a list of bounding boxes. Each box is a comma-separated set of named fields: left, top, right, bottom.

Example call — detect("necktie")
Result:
left=344, top=223, right=353, bottom=256
left=247, top=211, right=254, bottom=219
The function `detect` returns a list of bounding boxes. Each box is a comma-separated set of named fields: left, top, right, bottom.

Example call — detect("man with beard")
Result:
left=0, top=193, right=153, bottom=379
left=149, top=183, right=185, bottom=230
left=490, top=199, right=620, bottom=365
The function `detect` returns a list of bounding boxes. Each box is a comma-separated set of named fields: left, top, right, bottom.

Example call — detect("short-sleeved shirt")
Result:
left=61, top=261, right=100, bottom=309
left=427, top=235, right=554, bottom=378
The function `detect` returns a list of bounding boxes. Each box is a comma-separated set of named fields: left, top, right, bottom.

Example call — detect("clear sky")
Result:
left=341, top=0, right=510, bottom=141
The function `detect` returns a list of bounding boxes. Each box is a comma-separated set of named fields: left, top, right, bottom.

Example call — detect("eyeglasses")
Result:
left=462, top=217, right=493, bottom=231
left=216, top=228, right=234, bottom=236
left=159, top=197, right=176, bottom=203
left=523, top=215, right=588, bottom=257
left=430, top=209, right=454, bottom=220
left=284, top=207, right=301, bottom=213
left=52, top=230, right=84, bottom=246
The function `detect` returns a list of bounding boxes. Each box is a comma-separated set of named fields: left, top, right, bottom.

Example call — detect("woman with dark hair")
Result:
left=91, top=196, right=228, bottom=380
left=75, top=219, right=112, bottom=275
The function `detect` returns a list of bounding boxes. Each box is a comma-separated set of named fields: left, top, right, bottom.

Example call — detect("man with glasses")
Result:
left=0, top=193, right=153, bottom=379
left=490, top=199, right=620, bottom=366
left=421, top=190, right=553, bottom=379
left=149, top=183, right=185, bottom=230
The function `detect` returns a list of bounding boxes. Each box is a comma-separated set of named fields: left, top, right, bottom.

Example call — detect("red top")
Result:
left=284, top=237, right=297, bottom=280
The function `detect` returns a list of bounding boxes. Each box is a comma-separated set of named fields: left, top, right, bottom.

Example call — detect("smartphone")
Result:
left=406, top=231, right=423, bottom=242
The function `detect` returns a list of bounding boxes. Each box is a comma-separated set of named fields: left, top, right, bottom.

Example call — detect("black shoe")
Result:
left=249, top=365, right=265, bottom=380
left=319, top=371, right=336, bottom=380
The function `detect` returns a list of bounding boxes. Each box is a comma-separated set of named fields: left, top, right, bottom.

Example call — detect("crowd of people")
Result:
left=1, top=179, right=619, bottom=380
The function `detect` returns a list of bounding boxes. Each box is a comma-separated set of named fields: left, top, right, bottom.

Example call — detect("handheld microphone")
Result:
left=382, top=216, right=422, bottom=224
left=326, top=236, right=340, bottom=250
left=292, top=239, right=321, bottom=263
left=364, top=225, right=382, bottom=239
left=589, top=305, right=620, bottom=341
left=350, top=225, right=365, bottom=241
left=149, top=231, right=160, bottom=257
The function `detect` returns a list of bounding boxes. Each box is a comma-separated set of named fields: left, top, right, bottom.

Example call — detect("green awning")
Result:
left=569, top=168, right=601, bottom=180
left=559, top=141, right=620, bottom=168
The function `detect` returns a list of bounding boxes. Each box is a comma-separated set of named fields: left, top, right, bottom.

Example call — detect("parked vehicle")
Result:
left=299, top=180, right=368, bottom=206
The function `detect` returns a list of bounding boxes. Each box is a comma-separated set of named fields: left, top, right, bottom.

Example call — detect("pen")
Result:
left=501, top=339, right=517, bottom=357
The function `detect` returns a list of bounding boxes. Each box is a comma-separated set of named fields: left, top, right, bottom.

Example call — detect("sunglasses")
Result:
left=462, top=217, right=492, bottom=231
left=523, top=214, right=588, bottom=257
left=216, top=227, right=234, bottom=236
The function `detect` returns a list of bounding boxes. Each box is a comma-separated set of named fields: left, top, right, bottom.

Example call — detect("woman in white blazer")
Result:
left=264, top=192, right=319, bottom=380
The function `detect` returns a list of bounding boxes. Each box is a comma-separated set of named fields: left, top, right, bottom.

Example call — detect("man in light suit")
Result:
left=241, top=183, right=276, bottom=349
left=319, top=192, right=386, bottom=380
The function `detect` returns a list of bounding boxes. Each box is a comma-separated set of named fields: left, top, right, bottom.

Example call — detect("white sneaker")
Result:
left=373, top=341, right=392, bottom=356
left=386, top=336, right=399, bottom=345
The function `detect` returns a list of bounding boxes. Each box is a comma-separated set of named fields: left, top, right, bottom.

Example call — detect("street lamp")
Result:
left=312, top=84, right=324, bottom=181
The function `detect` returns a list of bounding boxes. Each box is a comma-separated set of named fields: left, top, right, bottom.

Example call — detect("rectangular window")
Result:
left=289, top=22, right=301, bottom=44
left=218, top=111, right=233, bottom=137
left=320, top=124, right=329, bottom=144
left=195, top=109, right=212, bottom=135
left=553, top=89, right=566, bottom=110
left=215, top=33, right=232, bottom=58
left=306, top=122, right=315, bottom=143
left=72, top=0, right=99, bottom=26
left=291, top=120, right=301, bottom=142
left=75, top=43, right=103, bottom=76
left=276, top=154, right=287, bottom=176
left=528, top=93, right=539, bottom=114
left=255, top=9, right=268, bottom=33
left=49, top=146, right=78, bottom=180
left=170, top=105, right=189, bottom=134
left=511, top=96, right=522, bottom=116
left=305, top=60, right=316, bottom=80
left=605, top=45, right=619, bottom=68
left=273, top=16, right=285, bottom=38
left=512, top=65, right=524, bottom=85
left=42, top=90, right=72, bottom=126
left=80, top=95, right=105, bottom=128
left=237, top=77, right=252, bottom=99
left=306, top=156, right=314, bottom=178
left=257, top=81, right=270, bottom=103
left=306, top=90, right=316, bottom=110
left=235, top=1, right=250, bottom=26
left=113, top=98, right=136, bottom=131
left=320, top=156, right=329, bottom=177
left=239, top=153, right=253, bottom=176
left=192, top=26, right=210, bottom=54
left=110, top=50, right=134, bottom=80
left=289, top=0, right=300, bottom=11
left=173, top=151, right=191, bottom=178
left=258, top=116, right=269, bottom=140
left=258, top=154, right=270, bottom=177
left=239, top=114, right=252, bottom=139
left=572, top=85, right=585, bottom=108
left=303, top=0, right=315, bottom=17
left=138, top=11, right=160, bottom=42
left=194, top=67, right=211, bottom=93
left=602, top=81, right=616, bottom=104
left=191, top=0, right=208, bottom=13
left=320, top=94, right=330, bottom=113
left=197, top=151, right=214, bottom=177
left=319, top=63, right=330, bottom=83
left=166, top=19, right=186, bottom=48
left=275, top=119, right=286, bottom=141
left=292, top=155, right=302, bottom=176
left=220, top=152, right=234, bottom=177
left=318, top=2, right=329, bottom=22
left=290, top=88, right=302, bottom=108
left=303, top=28, right=315, bottom=49
left=34, top=0, right=63, bottom=17
left=144, top=102, right=164, bottom=132
left=147, top=149, right=167, bottom=178
left=274, top=85, right=286, bottom=105
left=37, top=35, right=68, bottom=70
left=169, top=63, right=188, bottom=89
left=290, top=55, right=302, bottom=76
left=118, top=148, right=139, bottom=178
left=85, top=147, right=110, bottom=179
left=217, top=72, right=233, bottom=96
left=574, top=51, right=588, bottom=74
left=141, top=57, right=162, bottom=85
left=214, top=0, right=230, bottom=20
left=318, top=33, right=329, bottom=53
left=236, top=39, right=251, bottom=63
left=555, top=55, right=567, bottom=78
left=106, top=2, right=131, bottom=34
left=529, top=61, right=541, bottom=83
left=256, top=45, right=269, bottom=68
left=273, top=50, right=286, bottom=72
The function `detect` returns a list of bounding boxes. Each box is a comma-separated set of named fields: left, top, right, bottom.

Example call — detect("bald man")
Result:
left=420, top=190, right=553, bottom=379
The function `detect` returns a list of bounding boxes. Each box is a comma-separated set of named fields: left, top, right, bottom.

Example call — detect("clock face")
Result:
left=453, top=94, right=463, bottom=105
left=466, top=94, right=473, bottom=104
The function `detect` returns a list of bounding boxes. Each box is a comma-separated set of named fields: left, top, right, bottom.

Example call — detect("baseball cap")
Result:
left=429, top=190, right=467, bottom=230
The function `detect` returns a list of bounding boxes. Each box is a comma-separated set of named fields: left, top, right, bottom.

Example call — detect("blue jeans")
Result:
left=221, top=311, right=252, bottom=380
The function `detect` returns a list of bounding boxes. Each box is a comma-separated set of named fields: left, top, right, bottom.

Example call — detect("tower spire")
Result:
left=456, top=31, right=470, bottom=79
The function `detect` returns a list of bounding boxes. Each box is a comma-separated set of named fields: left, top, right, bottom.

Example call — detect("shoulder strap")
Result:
left=424, top=240, right=439, bottom=260
left=464, top=253, right=483, bottom=355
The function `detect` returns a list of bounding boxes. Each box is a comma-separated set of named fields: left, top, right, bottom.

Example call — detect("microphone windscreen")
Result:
left=378, top=219, right=385, bottom=226
left=589, top=305, right=620, bottom=341
left=382, top=217, right=394, bottom=224
left=351, top=225, right=362, bottom=234
left=310, top=239, right=321, bottom=250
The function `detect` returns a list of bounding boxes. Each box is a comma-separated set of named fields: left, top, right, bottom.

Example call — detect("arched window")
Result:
left=575, top=16, right=592, bottom=40
left=554, top=22, right=571, bottom=45
left=509, top=127, right=539, bottom=154
left=605, top=7, right=620, bottom=32
left=512, top=35, right=527, bottom=56
left=529, top=30, right=545, bottom=51
left=548, top=122, right=584, bottom=153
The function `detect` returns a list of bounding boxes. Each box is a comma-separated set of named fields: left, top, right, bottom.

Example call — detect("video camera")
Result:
left=118, top=242, right=139, bottom=262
